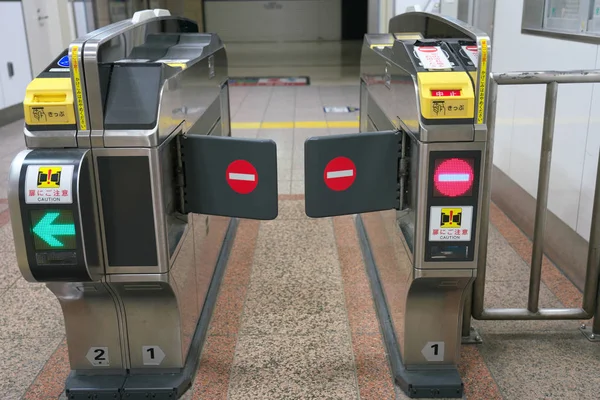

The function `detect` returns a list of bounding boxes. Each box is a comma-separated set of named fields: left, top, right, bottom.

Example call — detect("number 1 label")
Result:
left=421, top=341, right=445, bottom=362
left=142, top=345, right=166, bottom=366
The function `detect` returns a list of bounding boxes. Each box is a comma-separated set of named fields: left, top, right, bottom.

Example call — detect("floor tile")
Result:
left=291, top=180, right=305, bottom=194
left=254, top=218, right=336, bottom=257
left=479, top=331, right=600, bottom=400
left=0, top=223, right=15, bottom=253
left=276, top=200, right=308, bottom=220
left=228, top=333, right=358, bottom=400
left=277, top=180, right=291, bottom=195
left=0, top=285, right=65, bottom=338
left=0, top=251, right=20, bottom=289
left=485, top=224, right=532, bottom=282
left=239, top=280, right=348, bottom=336
left=0, top=336, right=63, bottom=400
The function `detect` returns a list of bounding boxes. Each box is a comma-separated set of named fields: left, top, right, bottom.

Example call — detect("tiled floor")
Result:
left=1, top=43, right=600, bottom=399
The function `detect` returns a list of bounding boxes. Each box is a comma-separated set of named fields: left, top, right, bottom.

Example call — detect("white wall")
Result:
left=22, top=0, right=76, bottom=76
left=205, top=0, right=342, bottom=42
left=491, top=0, right=599, bottom=240
left=394, top=0, right=428, bottom=14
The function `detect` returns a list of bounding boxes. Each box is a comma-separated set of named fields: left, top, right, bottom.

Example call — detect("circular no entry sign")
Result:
left=226, top=160, right=258, bottom=194
left=418, top=46, right=438, bottom=53
left=324, top=156, right=356, bottom=191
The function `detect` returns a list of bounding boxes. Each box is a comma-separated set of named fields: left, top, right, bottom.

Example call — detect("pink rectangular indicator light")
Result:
left=431, top=90, right=462, bottom=97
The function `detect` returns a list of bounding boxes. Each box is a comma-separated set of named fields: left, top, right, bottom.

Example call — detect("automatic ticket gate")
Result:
left=304, top=12, right=491, bottom=398
left=8, top=9, right=277, bottom=399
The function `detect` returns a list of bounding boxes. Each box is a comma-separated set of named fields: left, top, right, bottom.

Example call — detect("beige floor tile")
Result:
left=484, top=225, right=532, bottom=282
left=277, top=180, right=291, bottom=195
left=0, top=224, right=15, bottom=253
left=291, top=180, right=305, bottom=194
left=228, top=333, right=358, bottom=400
left=0, top=252, right=20, bottom=290
left=0, top=285, right=65, bottom=338
left=0, top=336, right=63, bottom=399
left=239, top=280, right=348, bottom=336
left=479, top=331, right=600, bottom=399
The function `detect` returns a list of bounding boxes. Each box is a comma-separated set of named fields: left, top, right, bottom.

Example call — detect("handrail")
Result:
left=468, top=70, right=600, bottom=334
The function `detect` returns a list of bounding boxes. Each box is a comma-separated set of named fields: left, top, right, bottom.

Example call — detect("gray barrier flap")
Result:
left=304, top=131, right=399, bottom=218
left=182, top=135, right=278, bottom=220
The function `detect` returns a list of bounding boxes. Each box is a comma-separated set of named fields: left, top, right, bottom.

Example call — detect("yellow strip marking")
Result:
left=327, top=121, right=360, bottom=128
left=232, top=122, right=261, bottom=129
left=295, top=121, right=328, bottom=128
left=231, top=121, right=361, bottom=130
left=261, top=122, right=295, bottom=129
left=72, top=46, right=87, bottom=131
left=477, top=39, right=488, bottom=124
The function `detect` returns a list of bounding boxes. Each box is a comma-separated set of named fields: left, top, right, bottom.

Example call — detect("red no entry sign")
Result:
left=226, top=160, right=258, bottom=194
left=324, top=156, right=356, bottom=191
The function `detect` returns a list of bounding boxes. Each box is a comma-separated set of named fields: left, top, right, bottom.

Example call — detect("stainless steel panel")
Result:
left=47, top=281, right=126, bottom=371
left=8, top=150, right=33, bottom=282
left=101, top=42, right=227, bottom=148
left=110, top=279, right=184, bottom=369
left=24, top=128, right=79, bottom=149
left=402, top=272, right=473, bottom=367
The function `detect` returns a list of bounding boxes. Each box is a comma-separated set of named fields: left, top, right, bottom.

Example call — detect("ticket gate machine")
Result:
left=9, top=9, right=278, bottom=399
left=304, top=12, right=490, bottom=398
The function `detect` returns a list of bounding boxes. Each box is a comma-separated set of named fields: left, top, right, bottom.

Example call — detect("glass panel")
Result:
left=544, top=0, right=583, bottom=31
left=587, top=0, right=600, bottom=32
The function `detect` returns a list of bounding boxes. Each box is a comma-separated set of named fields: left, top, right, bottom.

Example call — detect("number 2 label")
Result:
left=86, top=346, right=109, bottom=366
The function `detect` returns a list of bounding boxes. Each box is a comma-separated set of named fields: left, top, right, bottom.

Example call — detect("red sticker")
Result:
left=324, top=156, right=356, bottom=191
left=226, top=160, right=258, bottom=194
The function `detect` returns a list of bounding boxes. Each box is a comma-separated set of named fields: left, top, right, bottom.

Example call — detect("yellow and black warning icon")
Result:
left=37, top=166, right=62, bottom=188
left=440, top=207, right=462, bottom=228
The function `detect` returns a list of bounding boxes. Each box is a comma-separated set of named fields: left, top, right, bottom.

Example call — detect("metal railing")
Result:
left=463, top=70, right=600, bottom=341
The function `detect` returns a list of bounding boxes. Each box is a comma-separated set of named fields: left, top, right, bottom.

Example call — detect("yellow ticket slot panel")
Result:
left=417, top=71, right=475, bottom=121
left=24, top=49, right=76, bottom=130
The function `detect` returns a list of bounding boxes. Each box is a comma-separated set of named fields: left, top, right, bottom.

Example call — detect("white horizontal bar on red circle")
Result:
left=229, top=173, right=256, bottom=181
left=438, top=173, right=470, bottom=182
left=327, top=169, right=354, bottom=179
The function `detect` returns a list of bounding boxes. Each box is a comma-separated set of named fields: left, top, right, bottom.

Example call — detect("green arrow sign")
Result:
left=33, top=211, right=76, bottom=247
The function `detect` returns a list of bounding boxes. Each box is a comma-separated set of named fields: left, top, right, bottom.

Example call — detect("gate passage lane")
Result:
left=1, top=86, right=600, bottom=399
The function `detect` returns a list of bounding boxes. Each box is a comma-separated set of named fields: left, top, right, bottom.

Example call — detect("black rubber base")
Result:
left=355, top=215, right=464, bottom=399
left=65, top=218, right=239, bottom=400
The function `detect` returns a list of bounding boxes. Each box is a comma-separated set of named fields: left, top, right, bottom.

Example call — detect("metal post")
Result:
left=461, top=285, right=472, bottom=337
left=583, top=154, right=600, bottom=315
left=472, top=78, right=498, bottom=318
left=528, top=81, right=558, bottom=313
left=589, top=155, right=600, bottom=335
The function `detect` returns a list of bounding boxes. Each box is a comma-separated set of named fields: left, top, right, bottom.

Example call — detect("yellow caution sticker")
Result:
left=72, top=46, right=87, bottom=130
left=37, top=166, right=63, bottom=188
left=476, top=39, right=488, bottom=124
left=440, top=207, right=462, bottom=228
left=429, top=206, right=474, bottom=241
